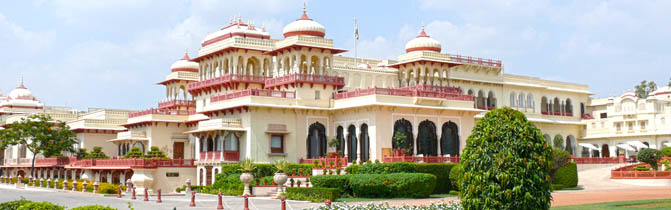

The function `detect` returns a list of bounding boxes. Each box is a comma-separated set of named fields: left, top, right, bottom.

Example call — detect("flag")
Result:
left=354, top=17, right=359, bottom=40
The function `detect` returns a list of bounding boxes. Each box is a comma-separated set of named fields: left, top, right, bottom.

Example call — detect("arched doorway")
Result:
left=306, top=122, right=327, bottom=159
left=565, top=135, right=576, bottom=155
left=336, top=126, right=345, bottom=157
left=417, top=120, right=437, bottom=156
left=359, top=124, right=370, bottom=162
left=224, top=133, right=240, bottom=157
left=440, top=121, right=459, bottom=156
left=392, top=118, right=413, bottom=155
left=487, top=91, right=496, bottom=108
left=581, top=147, right=590, bottom=157
left=347, top=125, right=357, bottom=162
left=601, top=144, right=610, bottom=157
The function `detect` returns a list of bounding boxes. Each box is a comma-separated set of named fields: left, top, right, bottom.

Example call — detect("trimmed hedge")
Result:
left=554, top=162, right=578, bottom=188
left=357, top=162, right=415, bottom=174
left=448, top=164, right=461, bottom=191
left=16, top=201, right=64, bottom=210
left=285, top=187, right=340, bottom=202
left=348, top=173, right=436, bottom=198
left=414, top=163, right=457, bottom=193
left=663, top=147, right=671, bottom=157
left=211, top=173, right=244, bottom=196
left=70, top=205, right=117, bottom=210
left=220, top=163, right=314, bottom=177
left=345, top=164, right=359, bottom=174
left=310, top=175, right=351, bottom=195
left=0, top=200, right=33, bottom=210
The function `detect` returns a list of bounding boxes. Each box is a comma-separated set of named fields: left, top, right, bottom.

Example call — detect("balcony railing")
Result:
left=397, top=84, right=462, bottom=94
left=210, top=89, right=296, bottom=103
left=198, top=151, right=239, bottom=162
left=611, top=163, right=671, bottom=179
left=128, top=108, right=195, bottom=118
left=382, top=155, right=460, bottom=163
left=188, top=74, right=267, bottom=91
left=541, top=111, right=574, bottom=117
left=158, top=100, right=196, bottom=110
left=334, top=87, right=474, bottom=102
left=69, top=158, right=195, bottom=168
left=264, top=74, right=345, bottom=88
left=449, top=55, right=502, bottom=67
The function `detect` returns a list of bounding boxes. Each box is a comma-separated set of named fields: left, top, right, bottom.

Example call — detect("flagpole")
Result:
left=354, top=17, right=358, bottom=67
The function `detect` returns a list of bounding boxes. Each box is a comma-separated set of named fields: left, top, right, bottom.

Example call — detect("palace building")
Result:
left=5, top=5, right=652, bottom=192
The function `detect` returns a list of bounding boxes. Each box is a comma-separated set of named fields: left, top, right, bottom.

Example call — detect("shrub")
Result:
left=551, top=148, right=571, bottom=182
left=285, top=187, right=340, bottom=202
left=70, top=205, right=117, bottom=210
left=345, top=164, right=359, bottom=174
left=551, top=184, right=564, bottom=191
left=124, top=147, right=143, bottom=158
left=310, top=175, right=351, bottom=195
left=553, top=135, right=564, bottom=149
left=414, top=163, right=457, bottom=194
left=144, top=146, right=167, bottom=159
left=448, top=164, right=461, bottom=191
left=460, top=108, right=553, bottom=210
left=357, top=162, right=415, bottom=174
left=449, top=190, right=459, bottom=196
left=633, top=165, right=651, bottom=171
left=348, top=173, right=436, bottom=198
left=211, top=173, right=244, bottom=196
left=86, top=146, right=109, bottom=160
left=16, top=201, right=64, bottom=210
left=662, top=147, right=671, bottom=157
left=554, top=162, right=578, bottom=188
left=638, top=148, right=663, bottom=170
left=0, top=199, right=33, bottom=210
left=287, top=164, right=314, bottom=175
left=305, top=201, right=462, bottom=210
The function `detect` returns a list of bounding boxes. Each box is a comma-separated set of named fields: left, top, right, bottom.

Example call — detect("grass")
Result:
left=552, top=199, right=671, bottom=210
left=557, top=186, right=584, bottom=191
left=336, top=194, right=455, bottom=202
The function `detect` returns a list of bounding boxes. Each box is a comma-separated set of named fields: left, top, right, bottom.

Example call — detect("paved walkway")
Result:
left=0, top=185, right=320, bottom=210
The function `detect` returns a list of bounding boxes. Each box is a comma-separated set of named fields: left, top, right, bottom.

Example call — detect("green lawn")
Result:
left=552, top=199, right=671, bottom=210
left=336, top=194, right=455, bottom=202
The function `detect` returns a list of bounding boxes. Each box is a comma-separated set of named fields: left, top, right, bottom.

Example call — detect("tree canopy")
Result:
left=0, top=114, right=78, bottom=177
left=635, top=80, right=657, bottom=98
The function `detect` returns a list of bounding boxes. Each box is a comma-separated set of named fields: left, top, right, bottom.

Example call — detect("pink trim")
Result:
left=202, top=32, right=270, bottom=47
left=406, top=46, right=441, bottom=53
left=283, top=30, right=325, bottom=38
left=171, top=68, right=198, bottom=73
left=210, top=89, right=296, bottom=103
left=264, top=73, right=345, bottom=89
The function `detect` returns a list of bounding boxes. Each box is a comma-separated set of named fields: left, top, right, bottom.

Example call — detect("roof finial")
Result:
left=417, top=21, right=429, bottom=38
left=18, top=75, right=25, bottom=89
left=303, top=2, right=307, bottom=14
left=299, top=2, right=311, bottom=20
left=183, top=49, right=190, bottom=60
left=229, top=16, right=233, bottom=24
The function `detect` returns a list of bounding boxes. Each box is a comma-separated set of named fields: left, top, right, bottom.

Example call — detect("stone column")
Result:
left=120, top=172, right=126, bottom=186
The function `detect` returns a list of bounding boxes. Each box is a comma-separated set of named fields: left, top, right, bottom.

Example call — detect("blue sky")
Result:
left=1, top=0, right=670, bottom=110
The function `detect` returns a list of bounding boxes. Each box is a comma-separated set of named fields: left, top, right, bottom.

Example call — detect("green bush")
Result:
left=638, top=148, right=663, bottom=170
left=285, top=187, right=340, bottom=202
left=551, top=184, right=564, bottom=191
left=86, top=146, right=109, bottom=160
left=16, top=201, right=64, bottom=210
left=448, top=164, right=461, bottom=191
left=349, top=173, right=436, bottom=198
left=310, top=175, right=351, bottom=195
left=551, top=148, right=570, bottom=182
left=449, top=190, right=459, bottom=196
left=144, top=146, right=167, bottom=159
left=0, top=199, right=33, bottom=210
left=414, top=163, right=457, bottom=194
left=662, top=147, right=671, bottom=157
left=70, top=205, right=117, bottom=210
left=345, top=164, right=359, bottom=174
left=554, top=162, right=578, bottom=188
left=633, top=165, right=651, bottom=171
left=460, top=108, right=553, bottom=210
left=553, top=135, right=564, bottom=149
left=211, top=173, right=244, bottom=196
left=357, top=162, right=416, bottom=174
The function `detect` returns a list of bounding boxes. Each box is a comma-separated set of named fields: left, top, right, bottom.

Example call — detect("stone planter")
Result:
left=240, top=172, right=254, bottom=196
left=273, top=172, right=288, bottom=194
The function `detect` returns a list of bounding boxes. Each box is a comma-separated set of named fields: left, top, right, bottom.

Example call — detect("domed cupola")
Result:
left=8, top=79, right=35, bottom=100
left=282, top=4, right=326, bottom=38
left=405, top=24, right=442, bottom=53
left=170, top=51, right=199, bottom=72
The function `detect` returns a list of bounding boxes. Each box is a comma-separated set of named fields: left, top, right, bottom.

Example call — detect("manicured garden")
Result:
left=0, top=199, right=117, bottom=210
left=0, top=177, right=126, bottom=195
left=551, top=199, right=671, bottom=210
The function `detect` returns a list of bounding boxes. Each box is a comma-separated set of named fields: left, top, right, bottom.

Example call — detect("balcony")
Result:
left=541, top=111, right=574, bottom=117
left=210, top=89, right=296, bottom=103
left=128, top=108, right=195, bottom=118
left=188, top=74, right=267, bottom=95
left=449, top=54, right=502, bottom=67
left=264, top=74, right=345, bottom=89
left=382, top=155, right=460, bottom=163
left=158, top=100, right=196, bottom=110
left=69, top=158, right=195, bottom=168
left=334, top=87, right=474, bottom=102
left=199, top=151, right=239, bottom=162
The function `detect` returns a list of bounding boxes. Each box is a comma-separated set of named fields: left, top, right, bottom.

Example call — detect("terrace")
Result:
left=334, top=86, right=473, bottom=102
left=188, top=74, right=268, bottom=95
left=264, top=73, right=345, bottom=89
left=210, top=89, right=296, bottom=103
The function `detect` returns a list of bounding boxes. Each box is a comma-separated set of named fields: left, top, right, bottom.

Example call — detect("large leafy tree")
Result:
left=0, top=114, right=78, bottom=177
left=460, top=108, right=553, bottom=210
left=635, top=80, right=657, bottom=98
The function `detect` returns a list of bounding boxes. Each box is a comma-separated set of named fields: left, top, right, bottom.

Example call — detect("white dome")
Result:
left=201, top=18, right=270, bottom=46
left=8, top=84, right=34, bottom=100
left=405, top=26, right=441, bottom=53
left=282, top=10, right=325, bottom=38
left=170, top=52, right=199, bottom=72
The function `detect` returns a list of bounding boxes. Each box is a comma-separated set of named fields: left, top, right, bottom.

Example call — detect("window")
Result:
left=600, top=113, right=607, bottom=119
left=224, top=134, right=239, bottom=151
left=518, top=94, right=525, bottom=108
left=510, top=93, right=516, bottom=107
left=616, top=123, right=622, bottom=131
left=315, top=90, right=321, bottom=100
left=527, top=94, right=534, bottom=108
left=627, top=122, right=634, bottom=131
left=640, top=121, right=647, bottom=130
left=271, top=135, right=284, bottom=153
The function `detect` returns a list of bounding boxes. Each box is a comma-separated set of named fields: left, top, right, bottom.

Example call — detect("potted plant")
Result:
left=328, top=138, right=341, bottom=158
left=273, top=159, right=289, bottom=194
left=329, top=160, right=335, bottom=168
left=336, top=168, right=341, bottom=175
left=299, top=168, right=304, bottom=177
left=239, top=158, right=256, bottom=196
left=313, top=160, right=319, bottom=168
left=297, top=180, right=302, bottom=188
left=289, top=178, right=295, bottom=187
left=305, top=178, right=310, bottom=187
left=392, top=131, right=408, bottom=156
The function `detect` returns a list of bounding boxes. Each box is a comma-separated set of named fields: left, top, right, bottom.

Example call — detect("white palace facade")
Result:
left=2, top=6, right=661, bottom=191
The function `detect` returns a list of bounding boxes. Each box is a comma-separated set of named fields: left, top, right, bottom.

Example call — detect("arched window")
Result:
left=306, top=122, right=327, bottom=159
left=541, top=96, right=549, bottom=113
left=417, top=120, right=438, bottom=156
left=565, top=135, right=576, bottom=155
left=440, top=121, right=459, bottom=156
left=359, top=124, right=370, bottom=162
left=215, top=135, right=222, bottom=152
left=601, top=144, right=610, bottom=157
left=527, top=94, right=534, bottom=109
left=565, top=98, right=573, bottom=115
left=206, top=137, right=214, bottom=152
left=510, top=92, right=516, bottom=107
left=477, top=90, right=485, bottom=107
left=392, top=118, right=414, bottom=155
left=487, top=91, right=496, bottom=108
left=133, top=142, right=145, bottom=153
left=346, top=125, right=357, bottom=162
left=336, top=126, right=345, bottom=157
left=518, top=93, right=525, bottom=108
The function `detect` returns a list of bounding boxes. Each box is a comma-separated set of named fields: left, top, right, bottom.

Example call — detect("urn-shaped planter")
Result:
left=273, top=172, right=288, bottom=193
left=240, top=172, right=254, bottom=196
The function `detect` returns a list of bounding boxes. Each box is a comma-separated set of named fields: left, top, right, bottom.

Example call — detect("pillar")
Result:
left=120, top=172, right=126, bottom=186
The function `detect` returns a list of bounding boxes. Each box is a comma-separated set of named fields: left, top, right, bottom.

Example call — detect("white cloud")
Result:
left=0, top=13, right=54, bottom=55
